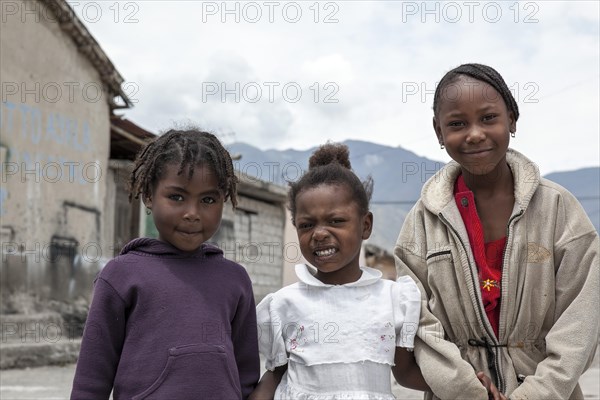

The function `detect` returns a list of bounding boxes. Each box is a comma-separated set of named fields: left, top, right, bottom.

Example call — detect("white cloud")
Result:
left=302, top=53, right=355, bottom=84
left=365, top=154, right=384, bottom=168
left=75, top=0, right=599, bottom=175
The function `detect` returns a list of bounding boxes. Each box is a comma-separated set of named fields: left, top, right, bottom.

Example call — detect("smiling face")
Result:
left=294, top=183, right=372, bottom=285
left=434, top=76, right=516, bottom=177
left=144, top=163, right=224, bottom=252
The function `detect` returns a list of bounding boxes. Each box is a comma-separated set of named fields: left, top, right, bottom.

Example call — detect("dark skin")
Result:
left=393, top=347, right=430, bottom=390
left=248, top=366, right=287, bottom=400
left=478, top=372, right=508, bottom=400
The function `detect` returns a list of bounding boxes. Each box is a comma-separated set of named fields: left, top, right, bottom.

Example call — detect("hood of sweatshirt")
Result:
left=119, top=237, right=223, bottom=258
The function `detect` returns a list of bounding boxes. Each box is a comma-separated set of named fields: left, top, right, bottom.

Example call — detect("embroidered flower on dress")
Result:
left=289, top=325, right=305, bottom=352
left=290, top=338, right=299, bottom=350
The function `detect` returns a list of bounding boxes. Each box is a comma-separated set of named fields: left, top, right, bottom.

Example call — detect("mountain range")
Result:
left=229, top=140, right=600, bottom=251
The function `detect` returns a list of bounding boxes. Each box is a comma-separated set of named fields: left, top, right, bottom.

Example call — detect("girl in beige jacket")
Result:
left=395, top=63, right=599, bottom=400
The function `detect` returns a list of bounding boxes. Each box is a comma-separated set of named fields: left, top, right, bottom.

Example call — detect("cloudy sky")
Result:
left=74, top=1, right=599, bottom=175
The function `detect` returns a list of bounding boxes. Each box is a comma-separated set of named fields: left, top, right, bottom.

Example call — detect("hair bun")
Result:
left=308, top=143, right=351, bottom=170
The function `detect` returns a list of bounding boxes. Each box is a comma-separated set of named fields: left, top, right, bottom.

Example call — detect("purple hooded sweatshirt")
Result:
left=71, top=238, right=259, bottom=400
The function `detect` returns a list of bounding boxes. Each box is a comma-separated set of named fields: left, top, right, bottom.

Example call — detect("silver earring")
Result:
left=440, top=143, right=445, bottom=149
left=146, top=208, right=151, bottom=215
left=511, top=131, right=515, bottom=138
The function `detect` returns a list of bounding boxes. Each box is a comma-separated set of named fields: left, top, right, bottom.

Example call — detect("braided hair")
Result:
left=129, top=128, right=238, bottom=208
left=288, top=143, right=373, bottom=226
left=433, top=63, right=519, bottom=121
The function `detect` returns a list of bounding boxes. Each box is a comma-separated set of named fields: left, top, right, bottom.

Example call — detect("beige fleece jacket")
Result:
left=395, top=149, right=599, bottom=400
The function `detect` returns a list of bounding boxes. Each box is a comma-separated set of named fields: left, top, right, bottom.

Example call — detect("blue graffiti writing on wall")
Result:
left=0, top=101, right=100, bottom=217
left=1, top=101, right=91, bottom=151
left=0, top=101, right=97, bottom=185
left=0, top=187, right=7, bottom=216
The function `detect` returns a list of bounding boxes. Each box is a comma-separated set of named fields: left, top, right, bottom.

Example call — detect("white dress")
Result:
left=256, top=264, right=421, bottom=399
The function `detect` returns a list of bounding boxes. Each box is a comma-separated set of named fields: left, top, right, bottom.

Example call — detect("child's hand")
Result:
left=392, top=347, right=430, bottom=392
left=248, top=366, right=287, bottom=400
left=476, top=371, right=507, bottom=400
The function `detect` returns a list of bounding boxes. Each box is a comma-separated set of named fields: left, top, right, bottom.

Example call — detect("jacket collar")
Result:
left=421, top=148, right=540, bottom=215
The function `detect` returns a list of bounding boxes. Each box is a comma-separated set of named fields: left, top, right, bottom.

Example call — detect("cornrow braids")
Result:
left=129, top=129, right=238, bottom=208
left=288, top=143, right=373, bottom=226
left=433, top=63, right=519, bottom=122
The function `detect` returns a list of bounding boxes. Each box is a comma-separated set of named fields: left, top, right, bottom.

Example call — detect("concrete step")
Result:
left=0, top=313, right=82, bottom=369
left=0, top=337, right=81, bottom=369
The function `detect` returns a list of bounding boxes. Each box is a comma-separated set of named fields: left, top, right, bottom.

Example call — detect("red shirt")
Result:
left=454, top=175, right=506, bottom=338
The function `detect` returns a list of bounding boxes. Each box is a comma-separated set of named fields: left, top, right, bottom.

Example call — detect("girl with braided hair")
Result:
left=395, top=63, right=599, bottom=399
left=71, top=128, right=260, bottom=399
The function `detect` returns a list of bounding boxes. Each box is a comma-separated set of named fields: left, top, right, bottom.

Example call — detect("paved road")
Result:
left=1, top=363, right=420, bottom=400
left=1, top=353, right=598, bottom=400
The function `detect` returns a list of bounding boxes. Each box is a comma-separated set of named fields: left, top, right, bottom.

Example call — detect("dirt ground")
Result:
left=0, top=350, right=598, bottom=400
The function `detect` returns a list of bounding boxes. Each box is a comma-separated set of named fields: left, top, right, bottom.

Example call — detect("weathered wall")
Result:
left=219, top=194, right=291, bottom=302
left=105, top=160, right=141, bottom=255
left=1, top=0, right=110, bottom=305
left=282, top=209, right=305, bottom=287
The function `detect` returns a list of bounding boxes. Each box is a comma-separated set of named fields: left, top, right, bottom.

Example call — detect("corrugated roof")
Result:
left=110, top=115, right=156, bottom=160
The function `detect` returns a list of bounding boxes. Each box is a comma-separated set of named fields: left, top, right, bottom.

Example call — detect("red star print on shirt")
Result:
left=482, top=279, right=498, bottom=292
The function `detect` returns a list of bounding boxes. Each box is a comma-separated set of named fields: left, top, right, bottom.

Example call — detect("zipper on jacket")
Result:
left=438, top=213, right=505, bottom=392
left=426, top=250, right=452, bottom=260
left=500, top=210, right=524, bottom=277
left=495, top=208, right=524, bottom=391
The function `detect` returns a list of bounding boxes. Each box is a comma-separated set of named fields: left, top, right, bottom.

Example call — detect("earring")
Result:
left=146, top=208, right=152, bottom=215
left=440, top=143, right=445, bottom=149
left=511, top=131, right=516, bottom=138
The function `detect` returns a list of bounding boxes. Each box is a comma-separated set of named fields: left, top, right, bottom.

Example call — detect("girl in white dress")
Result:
left=249, top=143, right=429, bottom=400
